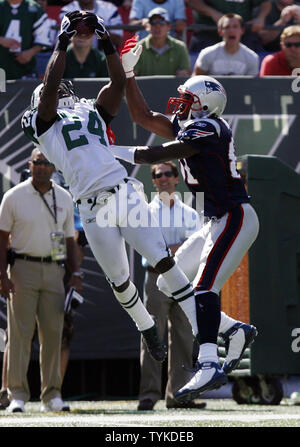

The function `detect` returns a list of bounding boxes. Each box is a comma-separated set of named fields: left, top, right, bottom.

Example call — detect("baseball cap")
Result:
left=148, top=7, right=170, bottom=23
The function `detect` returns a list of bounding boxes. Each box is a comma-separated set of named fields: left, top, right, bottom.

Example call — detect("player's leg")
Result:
left=175, top=204, right=259, bottom=401
left=156, top=225, right=208, bottom=296
left=156, top=224, right=254, bottom=364
left=203, top=204, right=259, bottom=374
left=119, top=184, right=199, bottom=337
left=80, top=206, right=166, bottom=361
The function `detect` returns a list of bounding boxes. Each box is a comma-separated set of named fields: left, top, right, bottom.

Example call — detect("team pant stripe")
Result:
left=174, top=291, right=195, bottom=303
left=172, top=283, right=191, bottom=296
left=121, top=290, right=139, bottom=309
left=196, top=205, right=244, bottom=291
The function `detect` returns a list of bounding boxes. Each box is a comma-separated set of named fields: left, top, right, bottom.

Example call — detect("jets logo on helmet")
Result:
left=30, top=80, right=78, bottom=110
left=166, top=75, right=227, bottom=128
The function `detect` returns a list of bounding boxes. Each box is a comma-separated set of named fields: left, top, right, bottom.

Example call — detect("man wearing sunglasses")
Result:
left=0, top=149, right=82, bottom=413
left=133, top=7, right=191, bottom=77
left=260, top=24, right=300, bottom=74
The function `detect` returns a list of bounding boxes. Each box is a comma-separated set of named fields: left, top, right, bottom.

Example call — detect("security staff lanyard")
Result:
left=33, top=183, right=66, bottom=260
left=34, top=184, right=57, bottom=225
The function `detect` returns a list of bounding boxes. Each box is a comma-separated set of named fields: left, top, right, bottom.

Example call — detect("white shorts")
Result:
left=158, top=203, right=259, bottom=295
left=78, top=180, right=170, bottom=287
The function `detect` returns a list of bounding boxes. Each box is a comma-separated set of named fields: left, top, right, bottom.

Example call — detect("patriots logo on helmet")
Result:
left=205, top=81, right=223, bottom=94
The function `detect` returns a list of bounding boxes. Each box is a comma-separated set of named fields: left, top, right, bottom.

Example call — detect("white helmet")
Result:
left=166, top=75, right=227, bottom=122
left=30, top=80, right=78, bottom=109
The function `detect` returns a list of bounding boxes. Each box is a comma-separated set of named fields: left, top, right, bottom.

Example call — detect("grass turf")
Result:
left=1, top=398, right=300, bottom=427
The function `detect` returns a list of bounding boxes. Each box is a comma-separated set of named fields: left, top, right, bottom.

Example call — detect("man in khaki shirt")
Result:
left=0, top=148, right=82, bottom=413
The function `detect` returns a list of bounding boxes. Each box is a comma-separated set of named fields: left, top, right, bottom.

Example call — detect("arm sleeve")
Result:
left=248, top=54, right=260, bottom=76
left=259, top=55, right=274, bottom=76
left=0, top=194, right=14, bottom=233
left=195, top=49, right=210, bottom=72
left=174, top=0, right=187, bottom=20
left=177, top=44, right=191, bottom=70
left=129, top=0, right=143, bottom=20
left=32, top=10, right=53, bottom=48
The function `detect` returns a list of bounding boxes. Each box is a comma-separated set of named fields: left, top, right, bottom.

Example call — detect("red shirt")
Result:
left=259, top=51, right=292, bottom=76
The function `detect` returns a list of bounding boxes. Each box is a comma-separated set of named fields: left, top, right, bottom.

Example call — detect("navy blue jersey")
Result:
left=173, top=116, right=250, bottom=218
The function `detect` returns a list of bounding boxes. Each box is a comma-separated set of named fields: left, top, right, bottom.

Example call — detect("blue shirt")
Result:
left=142, top=194, right=200, bottom=267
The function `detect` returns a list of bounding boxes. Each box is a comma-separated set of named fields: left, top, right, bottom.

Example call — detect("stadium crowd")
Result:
left=1, top=0, right=300, bottom=79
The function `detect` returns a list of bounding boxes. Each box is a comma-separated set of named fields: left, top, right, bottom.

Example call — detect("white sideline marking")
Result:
left=1, top=413, right=300, bottom=426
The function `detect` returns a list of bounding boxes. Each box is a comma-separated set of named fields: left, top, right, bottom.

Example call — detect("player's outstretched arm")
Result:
left=111, top=140, right=199, bottom=165
left=38, top=11, right=83, bottom=122
left=82, top=13, right=126, bottom=117
left=121, top=36, right=174, bottom=140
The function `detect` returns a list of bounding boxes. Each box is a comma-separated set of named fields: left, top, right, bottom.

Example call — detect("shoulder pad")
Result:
left=183, top=118, right=221, bottom=137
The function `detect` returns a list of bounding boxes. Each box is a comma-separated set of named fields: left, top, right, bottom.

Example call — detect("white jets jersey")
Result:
left=21, top=99, right=127, bottom=202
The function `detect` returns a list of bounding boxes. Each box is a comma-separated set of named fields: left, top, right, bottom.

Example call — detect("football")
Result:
left=74, top=11, right=94, bottom=39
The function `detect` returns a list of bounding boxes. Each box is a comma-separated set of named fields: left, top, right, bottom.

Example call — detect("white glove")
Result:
left=120, top=36, right=143, bottom=78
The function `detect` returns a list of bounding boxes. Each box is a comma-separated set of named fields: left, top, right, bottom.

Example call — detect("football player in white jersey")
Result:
left=21, top=11, right=201, bottom=365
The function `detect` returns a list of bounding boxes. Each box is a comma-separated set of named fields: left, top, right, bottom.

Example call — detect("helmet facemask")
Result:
left=57, top=80, right=78, bottom=109
left=166, top=87, right=208, bottom=125
left=30, top=80, right=78, bottom=110
left=166, top=76, right=227, bottom=128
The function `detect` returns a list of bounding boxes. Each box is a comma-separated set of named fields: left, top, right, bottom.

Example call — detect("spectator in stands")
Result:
left=260, top=24, right=300, bottom=74
left=258, top=0, right=300, bottom=52
left=187, top=0, right=271, bottom=53
left=0, top=149, right=82, bottom=413
left=63, top=33, right=109, bottom=77
left=37, top=0, right=59, bottom=48
left=134, top=7, right=191, bottom=76
left=138, top=162, right=206, bottom=411
left=0, top=0, right=52, bottom=80
left=129, top=0, right=187, bottom=40
left=193, top=13, right=259, bottom=75
left=59, top=0, right=124, bottom=47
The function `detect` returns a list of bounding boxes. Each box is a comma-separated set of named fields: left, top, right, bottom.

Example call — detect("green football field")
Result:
left=1, top=398, right=300, bottom=428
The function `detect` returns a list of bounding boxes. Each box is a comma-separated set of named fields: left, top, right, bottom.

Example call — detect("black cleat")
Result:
left=141, top=324, right=167, bottom=362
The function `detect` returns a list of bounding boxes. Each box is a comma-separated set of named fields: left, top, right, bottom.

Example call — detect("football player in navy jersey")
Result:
left=110, top=38, right=260, bottom=401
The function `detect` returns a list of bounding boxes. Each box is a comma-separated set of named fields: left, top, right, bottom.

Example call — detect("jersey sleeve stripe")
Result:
left=32, top=13, right=48, bottom=31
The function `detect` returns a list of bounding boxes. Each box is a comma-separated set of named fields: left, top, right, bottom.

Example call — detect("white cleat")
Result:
left=175, top=361, right=227, bottom=403
left=221, top=322, right=258, bottom=374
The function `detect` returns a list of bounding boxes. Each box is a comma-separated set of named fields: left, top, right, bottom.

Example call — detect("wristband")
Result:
left=72, top=271, right=84, bottom=279
left=100, top=37, right=116, bottom=56
left=56, top=35, right=70, bottom=52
